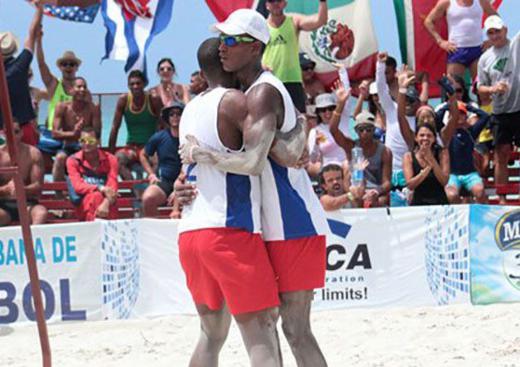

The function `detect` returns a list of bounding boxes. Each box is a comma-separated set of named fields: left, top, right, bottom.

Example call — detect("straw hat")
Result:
left=56, top=51, right=82, bottom=67
left=0, top=32, right=19, bottom=58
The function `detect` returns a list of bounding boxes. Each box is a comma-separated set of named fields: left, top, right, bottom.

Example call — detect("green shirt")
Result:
left=47, top=80, right=72, bottom=129
left=262, top=16, right=302, bottom=83
left=123, top=93, right=158, bottom=145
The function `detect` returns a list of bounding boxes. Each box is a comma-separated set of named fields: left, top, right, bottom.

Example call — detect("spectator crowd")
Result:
left=0, top=0, right=519, bottom=225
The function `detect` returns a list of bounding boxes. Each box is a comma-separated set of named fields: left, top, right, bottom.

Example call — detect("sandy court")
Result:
left=2, top=303, right=520, bottom=367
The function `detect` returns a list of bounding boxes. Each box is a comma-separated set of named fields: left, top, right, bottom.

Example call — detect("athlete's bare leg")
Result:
left=279, top=290, right=327, bottom=367
left=234, top=307, right=282, bottom=367
left=189, top=304, right=231, bottom=367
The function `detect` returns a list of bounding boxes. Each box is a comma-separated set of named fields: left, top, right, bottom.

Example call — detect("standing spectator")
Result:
left=140, top=102, right=183, bottom=217
left=424, top=0, right=498, bottom=79
left=353, top=80, right=386, bottom=142
left=403, top=124, right=450, bottom=206
left=329, top=94, right=393, bottom=208
left=319, top=164, right=364, bottom=210
left=0, top=2, right=43, bottom=145
left=0, top=122, right=47, bottom=226
left=28, top=67, right=49, bottom=131
left=262, top=0, right=328, bottom=112
left=188, top=70, right=208, bottom=97
left=150, top=58, right=189, bottom=106
left=384, top=55, right=399, bottom=101
left=478, top=16, right=520, bottom=205
left=66, top=127, right=118, bottom=221
left=441, top=102, right=488, bottom=203
left=109, top=70, right=162, bottom=181
left=300, top=52, right=325, bottom=105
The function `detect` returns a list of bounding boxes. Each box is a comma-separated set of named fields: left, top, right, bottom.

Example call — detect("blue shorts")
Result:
left=37, top=127, right=63, bottom=155
left=391, top=170, right=407, bottom=189
left=447, top=46, right=482, bottom=67
left=448, top=172, right=483, bottom=191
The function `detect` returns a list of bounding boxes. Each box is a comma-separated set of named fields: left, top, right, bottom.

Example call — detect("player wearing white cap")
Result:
left=181, top=9, right=329, bottom=367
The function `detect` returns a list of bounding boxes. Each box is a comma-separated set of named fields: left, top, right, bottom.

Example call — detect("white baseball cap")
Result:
left=315, top=93, right=337, bottom=109
left=211, top=9, right=270, bottom=45
left=369, top=82, right=378, bottom=95
left=484, top=15, right=505, bottom=33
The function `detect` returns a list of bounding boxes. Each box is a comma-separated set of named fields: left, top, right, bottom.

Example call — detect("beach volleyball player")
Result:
left=181, top=9, right=329, bottom=367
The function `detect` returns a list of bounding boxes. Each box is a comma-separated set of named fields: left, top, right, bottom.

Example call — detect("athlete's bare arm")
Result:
left=108, top=95, right=126, bottom=152
left=269, top=113, right=307, bottom=167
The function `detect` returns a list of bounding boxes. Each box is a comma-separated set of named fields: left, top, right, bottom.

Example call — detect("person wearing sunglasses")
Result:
left=139, top=102, right=183, bottom=217
left=150, top=58, right=190, bottom=106
left=0, top=121, right=48, bottom=226
left=300, top=52, right=325, bottom=105
left=109, top=70, right=163, bottom=181
left=51, top=76, right=101, bottom=186
left=66, top=126, right=118, bottom=221
left=262, top=0, right=328, bottom=113
left=182, top=9, right=329, bottom=366
left=0, top=2, right=43, bottom=146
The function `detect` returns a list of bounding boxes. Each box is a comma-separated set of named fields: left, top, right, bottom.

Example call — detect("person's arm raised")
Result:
left=35, top=28, right=58, bottom=95
left=396, top=67, right=416, bottom=150
left=293, top=0, right=328, bottom=32
left=24, top=1, right=44, bottom=54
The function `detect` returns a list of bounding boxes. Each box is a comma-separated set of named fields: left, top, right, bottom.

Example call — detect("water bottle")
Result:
left=351, top=147, right=364, bottom=187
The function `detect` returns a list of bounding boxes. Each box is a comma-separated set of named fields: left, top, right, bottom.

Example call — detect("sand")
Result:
left=2, top=303, right=520, bottom=367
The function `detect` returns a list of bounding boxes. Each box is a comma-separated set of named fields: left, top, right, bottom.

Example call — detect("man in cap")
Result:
left=478, top=16, right=520, bottom=205
left=0, top=2, right=43, bottom=145
left=300, top=52, right=325, bottom=105
left=182, top=9, right=329, bottom=366
left=140, top=102, right=183, bottom=217
left=262, top=0, right=328, bottom=112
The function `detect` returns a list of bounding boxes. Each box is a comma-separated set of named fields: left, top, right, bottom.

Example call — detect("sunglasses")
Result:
left=220, top=35, right=256, bottom=47
left=455, top=88, right=464, bottom=93
left=317, top=106, right=335, bottom=113
left=60, top=62, right=77, bottom=68
left=160, top=66, right=173, bottom=72
left=169, top=110, right=182, bottom=117
left=79, top=136, right=97, bottom=145
left=356, top=126, right=374, bottom=133
left=302, top=66, right=314, bottom=71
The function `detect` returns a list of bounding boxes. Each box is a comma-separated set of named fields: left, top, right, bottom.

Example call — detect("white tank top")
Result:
left=447, top=0, right=483, bottom=48
left=247, top=72, right=329, bottom=241
left=178, top=87, right=262, bottom=234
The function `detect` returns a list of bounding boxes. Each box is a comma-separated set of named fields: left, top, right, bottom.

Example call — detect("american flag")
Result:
left=43, top=3, right=100, bottom=23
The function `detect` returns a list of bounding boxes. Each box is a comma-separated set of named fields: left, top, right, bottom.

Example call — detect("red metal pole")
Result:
left=0, top=54, right=52, bottom=367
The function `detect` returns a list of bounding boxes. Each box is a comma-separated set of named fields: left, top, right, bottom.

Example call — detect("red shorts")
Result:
left=21, top=123, right=39, bottom=146
left=178, top=228, right=280, bottom=315
left=116, top=144, right=144, bottom=163
left=266, top=235, right=326, bottom=293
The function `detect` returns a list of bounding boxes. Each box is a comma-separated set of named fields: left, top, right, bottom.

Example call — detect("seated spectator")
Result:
left=329, top=95, right=393, bottom=207
left=0, top=3, right=43, bottom=145
left=424, top=0, right=498, bottom=79
left=353, top=80, right=386, bottom=142
left=0, top=122, right=47, bottom=226
left=477, top=16, right=520, bottom=205
left=66, top=127, right=118, bottom=221
left=307, top=93, right=348, bottom=178
left=441, top=102, right=488, bottom=203
left=140, top=102, right=183, bottom=217
left=109, top=70, right=162, bottom=181
left=52, top=76, right=101, bottom=184
left=150, top=58, right=190, bottom=105
left=300, top=52, right=325, bottom=105
left=188, top=70, right=208, bottom=97
left=403, top=124, right=450, bottom=206
left=319, top=164, right=364, bottom=210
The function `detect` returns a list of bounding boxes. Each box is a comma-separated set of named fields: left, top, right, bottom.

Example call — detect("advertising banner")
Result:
left=312, top=205, right=471, bottom=310
left=0, top=222, right=102, bottom=324
left=470, top=205, right=520, bottom=304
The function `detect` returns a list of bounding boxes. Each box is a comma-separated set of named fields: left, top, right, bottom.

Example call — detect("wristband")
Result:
left=399, top=87, right=408, bottom=94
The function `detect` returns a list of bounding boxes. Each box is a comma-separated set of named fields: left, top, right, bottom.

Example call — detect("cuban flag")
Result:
left=101, top=0, right=174, bottom=73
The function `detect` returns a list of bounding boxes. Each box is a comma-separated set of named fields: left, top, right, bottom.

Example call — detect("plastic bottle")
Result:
left=351, top=147, right=365, bottom=187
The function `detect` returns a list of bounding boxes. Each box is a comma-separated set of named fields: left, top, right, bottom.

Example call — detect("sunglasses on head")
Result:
left=79, top=136, right=97, bottom=145
left=60, top=62, right=77, bottom=68
left=220, top=34, right=256, bottom=47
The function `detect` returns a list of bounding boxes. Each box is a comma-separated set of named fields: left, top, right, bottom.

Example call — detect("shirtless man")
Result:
left=178, top=38, right=281, bottom=367
left=0, top=122, right=47, bottom=226
left=182, top=10, right=329, bottom=367
left=52, top=76, right=101, bottom=183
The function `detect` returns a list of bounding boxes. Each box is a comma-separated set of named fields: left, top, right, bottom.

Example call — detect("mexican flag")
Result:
left=205, top=0, right=378, bottom=87
left=393, top=0, right=503, bottom=97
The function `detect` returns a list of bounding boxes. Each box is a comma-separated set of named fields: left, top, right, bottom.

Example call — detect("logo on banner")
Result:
left=311, top=19, right=355, bottom=63
left=494, top=210, right=520, bottom=291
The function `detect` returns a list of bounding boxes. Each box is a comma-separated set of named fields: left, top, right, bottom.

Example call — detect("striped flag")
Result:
left=40, top=2, right=100, bottom=23
left=393, top=0, right=503, bottom=97
left=101, top=0, right=174, bottom=74
left=205, top=0, right=378, bottom=87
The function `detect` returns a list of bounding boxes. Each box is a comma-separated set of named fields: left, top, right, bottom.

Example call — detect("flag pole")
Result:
left=0, top=54, right=52, bottom=367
